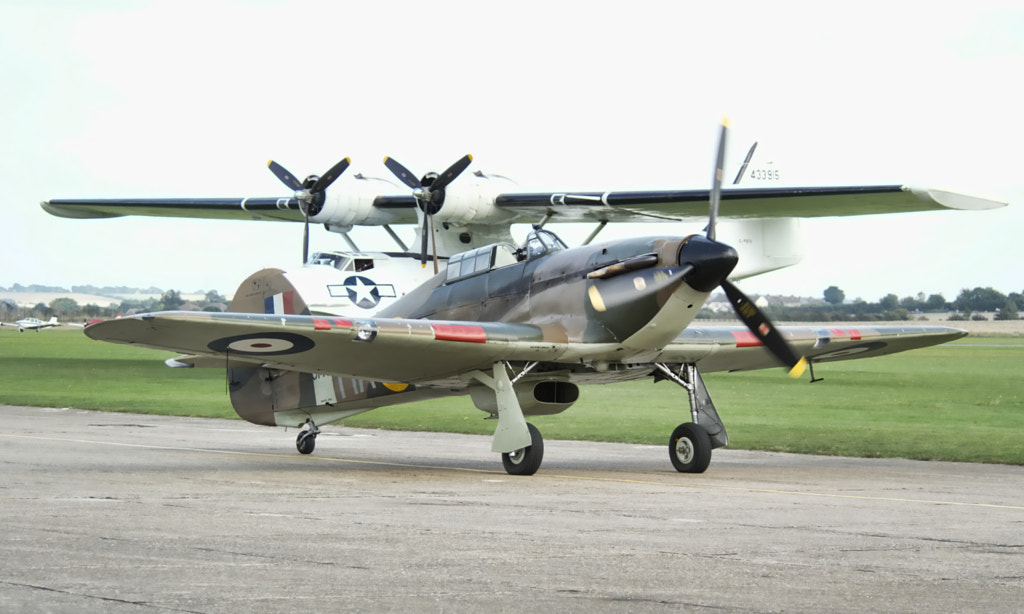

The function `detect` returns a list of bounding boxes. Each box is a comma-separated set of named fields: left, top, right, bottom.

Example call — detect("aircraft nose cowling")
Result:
left=678, top=235, right=739, bottom=292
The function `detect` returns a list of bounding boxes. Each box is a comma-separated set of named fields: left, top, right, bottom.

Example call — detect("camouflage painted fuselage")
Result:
left=224, top=231, right=731, bottom=428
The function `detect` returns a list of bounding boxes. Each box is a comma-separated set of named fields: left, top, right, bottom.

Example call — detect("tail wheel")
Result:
left=669, top=423, right=711, bottom=473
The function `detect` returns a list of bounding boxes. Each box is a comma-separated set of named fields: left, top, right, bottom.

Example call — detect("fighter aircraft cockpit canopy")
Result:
left=523, top=228, right=568, bottom=260
left=445, top=228, right=569, bottom=284
left=445, top=243, right=518, bottom=284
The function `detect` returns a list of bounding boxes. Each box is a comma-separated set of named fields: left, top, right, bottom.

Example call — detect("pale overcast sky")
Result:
left=2, top=1, right=1021, bottom=302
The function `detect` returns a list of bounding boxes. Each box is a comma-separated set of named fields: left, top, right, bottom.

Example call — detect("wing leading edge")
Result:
left=494, top=185, right=1006, bottom=223
left=84, top=311, right=566, bottom=383
left=41, top=197, right=306, bottom=222
left=662, top=324, right=968, bottom=373
left=43, top=185, right=1005, bottom=226
left=85, top=312, right=967, bottom=384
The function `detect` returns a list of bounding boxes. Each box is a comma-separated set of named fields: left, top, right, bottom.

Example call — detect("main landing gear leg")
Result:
left=467, top=363, right=544, bottom=476
left=296, top=418, right=320, bottom=455
left=655, top=363, right=728, bottom=473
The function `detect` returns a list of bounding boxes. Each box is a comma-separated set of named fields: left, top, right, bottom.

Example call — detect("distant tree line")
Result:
left=1, top=283, right=165, bottom=295
left=4, top=284, right=1021, bottom=323
left=698, top=286, right=1022, bottom=322
left=0, top=289, right=228, bottom=322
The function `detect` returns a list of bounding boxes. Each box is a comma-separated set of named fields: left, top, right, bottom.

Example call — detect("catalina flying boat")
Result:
left=43, top=136, right=1006, bottom=317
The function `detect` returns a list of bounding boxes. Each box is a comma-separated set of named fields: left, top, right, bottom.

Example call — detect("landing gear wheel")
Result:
left=669, top=422, right=711, bottom=473
left=501, top=423, right=544, bottom=476
left=296, top=430, right=317, bottom=455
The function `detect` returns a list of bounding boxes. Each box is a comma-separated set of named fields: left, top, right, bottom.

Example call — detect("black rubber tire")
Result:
left=501, top=423, right=544, bottom=476
left=296, top=431, right=317, bottom=455
left=669, top=422, right=711, bottom=473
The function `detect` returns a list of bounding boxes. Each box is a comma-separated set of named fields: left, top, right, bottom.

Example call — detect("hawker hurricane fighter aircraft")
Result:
left=82, top=124, right=977, bottom=475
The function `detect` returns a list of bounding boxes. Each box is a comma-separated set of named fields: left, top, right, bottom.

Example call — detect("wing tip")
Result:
left=907, top=185, right=1008, bottom=211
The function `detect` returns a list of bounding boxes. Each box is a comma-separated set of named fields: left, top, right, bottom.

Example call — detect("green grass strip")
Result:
left=2, top=330, right=1021, bottom=464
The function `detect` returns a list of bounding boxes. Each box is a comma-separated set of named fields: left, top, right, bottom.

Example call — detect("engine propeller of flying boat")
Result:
left=382, top=154, right=473, bottom=273
left=267, top=157, right=352, bottom=264
left=686, top=120, right=808, bottom=378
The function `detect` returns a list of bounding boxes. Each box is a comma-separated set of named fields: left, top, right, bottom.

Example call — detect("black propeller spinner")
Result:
left=267, top=157, right=351, bottom=264
left=690, top=120, right=808, bottom=378
left=383, top=154, right=473, bottom=273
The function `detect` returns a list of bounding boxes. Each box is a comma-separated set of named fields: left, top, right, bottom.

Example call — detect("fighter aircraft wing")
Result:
left=84, top=311, right=567, bottom=383
left=492, top=185, right=1006, bottom=223
left=665, top=324, right=967, bottom=373
left=85, top=311, right=966, bottom=384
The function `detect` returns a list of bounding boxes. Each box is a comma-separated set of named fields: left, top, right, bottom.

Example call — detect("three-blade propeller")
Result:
left=695, top=120, right=807, bottom=378
left=383, top=154, right=473, bottom=273
left=267, top=157, right=352, bottom=264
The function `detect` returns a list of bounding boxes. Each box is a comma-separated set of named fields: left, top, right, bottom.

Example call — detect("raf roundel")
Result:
left=207, top=332, right=315, bottom=356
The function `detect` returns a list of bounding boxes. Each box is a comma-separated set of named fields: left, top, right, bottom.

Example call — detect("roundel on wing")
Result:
left=344, top=275, right=382, bottom=309
left=208, top=332, right=315, bottom=356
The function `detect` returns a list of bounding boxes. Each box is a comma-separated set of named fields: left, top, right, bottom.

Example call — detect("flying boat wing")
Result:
left=43, top=185, right=1004, bottom=226
left=41, top=197, right=309, bottom=222
left=492, top=185, right=1006, bottom=223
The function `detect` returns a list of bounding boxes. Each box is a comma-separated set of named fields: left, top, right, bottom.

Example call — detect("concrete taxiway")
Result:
left=1, top=405, right=1022, bottom=612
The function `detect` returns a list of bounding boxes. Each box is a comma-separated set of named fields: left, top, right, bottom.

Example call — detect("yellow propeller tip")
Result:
left=721, top=116, right=730, bottom=128
left=466, top=154, right=473, bottom=161
left=788, top=357, right=808, bottom=379
left=266, top=160, right=273, bottom=167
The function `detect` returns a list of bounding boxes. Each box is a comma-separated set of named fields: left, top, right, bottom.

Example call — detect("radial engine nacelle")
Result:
left=309, top=173, right=519, bottom=228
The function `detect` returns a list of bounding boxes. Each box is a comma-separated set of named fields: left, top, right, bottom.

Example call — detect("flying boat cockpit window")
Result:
left=308, top=252, right=352, bottom=271
left=523, top=228, right=568, bottom=260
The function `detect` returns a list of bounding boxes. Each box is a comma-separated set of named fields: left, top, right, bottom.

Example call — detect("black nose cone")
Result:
left=677, top=235, right=739, bottom=292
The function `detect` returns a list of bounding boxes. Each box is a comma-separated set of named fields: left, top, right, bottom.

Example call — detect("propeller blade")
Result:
left=429, top=213, right=439, bottom=274
left=267, top=160, right=303, bottom=191
left=419, top=214, right=429, bottom=267
left=312, top=157, right=351, bottom=192
left=707, top=119, right=728, bottom=241
left=383, top=156, right=421, bottom=190
left=732, top=141, right=758, bottom=185
left=431, top=154, right=473, bottom=191
left=302, top=216, right=310, bottom=264
left=721, top=279, right=808, bottom=378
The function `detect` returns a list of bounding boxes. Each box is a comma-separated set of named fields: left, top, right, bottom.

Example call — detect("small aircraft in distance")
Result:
left=82, top=123, right=980, bottom=475
left=1, top=316, right=80, bottom=332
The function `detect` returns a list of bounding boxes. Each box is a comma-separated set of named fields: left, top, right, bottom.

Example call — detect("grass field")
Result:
left=1, top=328, right=1021, bottom=464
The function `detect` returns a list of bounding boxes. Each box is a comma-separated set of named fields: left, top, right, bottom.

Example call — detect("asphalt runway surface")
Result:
left=2, top=405, right=1022, bottom=613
